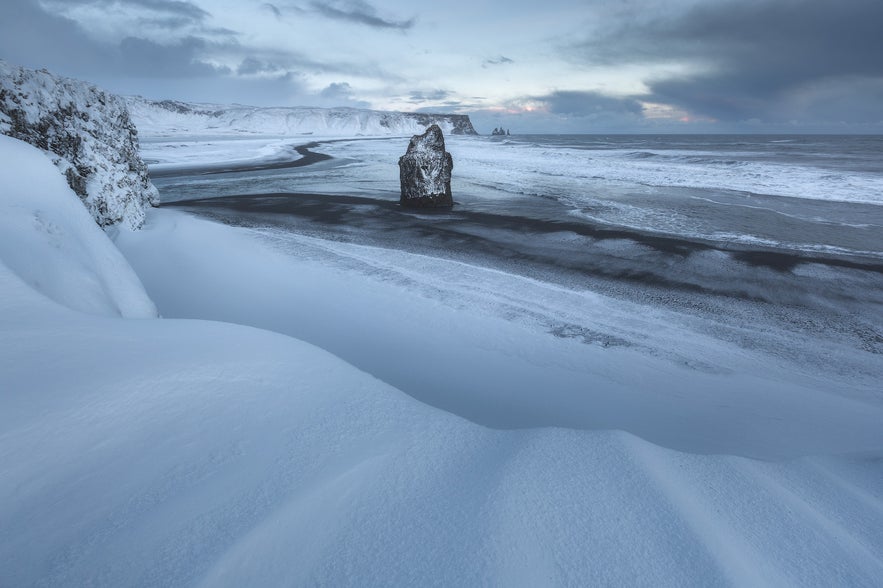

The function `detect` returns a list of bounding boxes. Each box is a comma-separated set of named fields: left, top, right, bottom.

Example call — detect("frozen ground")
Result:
left=2, top=132, right=883, bottom=586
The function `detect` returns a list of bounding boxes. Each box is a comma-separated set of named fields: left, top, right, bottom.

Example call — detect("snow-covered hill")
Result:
left=126, top=96, right=477, bottom=138
left=0, top=61, right=158, bottom=229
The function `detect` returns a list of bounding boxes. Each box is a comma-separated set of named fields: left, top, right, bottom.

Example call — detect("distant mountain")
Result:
left=126, top=97, right=478, bottom=138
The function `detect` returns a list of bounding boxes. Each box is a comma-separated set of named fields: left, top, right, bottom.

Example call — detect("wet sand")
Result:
left=149, top=143, right=333, bottom=178
left=166, top=192, right=883, bottom=273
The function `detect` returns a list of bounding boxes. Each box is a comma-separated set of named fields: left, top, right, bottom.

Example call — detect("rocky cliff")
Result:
left=0, top=61, right=158, bottom=229
left=127, top=97, right=478, bottom=138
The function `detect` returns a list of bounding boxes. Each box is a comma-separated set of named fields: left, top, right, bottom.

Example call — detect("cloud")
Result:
left=409, top=89, right=452, bottom=103
left=571, top=0, right=883, bottom=124
left=309, top=0, right=414, bottom=30
left=40, top=0, right=210, bottom=20
left=35, top=0, right=238, bottom=50
left=261, top=2, right=282, bottom=18
left=482, top=56, right=514, bottom=68
left=38, top=0, right=211, bottom=27
left=0, top=0, right=107, bottom=70
left=320, top=82, right=353, bottom=99
left=117, top=36, right=230, bottom=77
left=538, top=90, right=643, bottom=117
left=317, top=82, right=370, bottom=107
left=237, top=57, right=284, bottom=76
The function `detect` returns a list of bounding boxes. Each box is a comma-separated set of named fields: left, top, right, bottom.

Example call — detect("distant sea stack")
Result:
left=398, top=125, right=454, bottom=208
left=0, top=61, right=158, bottom=229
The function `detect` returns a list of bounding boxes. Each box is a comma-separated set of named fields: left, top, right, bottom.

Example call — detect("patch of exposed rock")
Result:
left=0, top=61, right=158, bottom=229
left=398, top=125, right=454, bottom=208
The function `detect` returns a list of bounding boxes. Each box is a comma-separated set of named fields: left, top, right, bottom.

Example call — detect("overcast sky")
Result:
left=3, top=0, right=882, bottom=133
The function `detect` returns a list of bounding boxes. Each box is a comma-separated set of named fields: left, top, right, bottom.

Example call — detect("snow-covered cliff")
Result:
left=126, top=97, right=477, bottom=138
left=0, top=61, right=158, bottom=229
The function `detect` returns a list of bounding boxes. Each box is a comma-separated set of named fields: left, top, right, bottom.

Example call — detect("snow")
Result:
left=115, top=210, right=883, bottom=459
left=0, top=134, right=155, bottom=317
left=126, top=96, right=476, bottom=139
left=2, top=124, right=882, bottom=585
left=139, top=135, right=305, bottom=175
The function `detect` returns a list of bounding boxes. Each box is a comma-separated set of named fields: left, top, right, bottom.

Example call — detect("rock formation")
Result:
left=126, top=96, right=479, bottom=137
left=0, top=61, right=158, bottom=229
left=398, top=124, right=454, bottom=208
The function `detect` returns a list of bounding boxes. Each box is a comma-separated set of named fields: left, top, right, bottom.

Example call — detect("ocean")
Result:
left=462, top=134, right=883, bottom=259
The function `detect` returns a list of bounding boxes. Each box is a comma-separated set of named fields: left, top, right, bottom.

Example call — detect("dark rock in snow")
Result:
left=398, top=124, right=454, bottom=208
left=0, top=60, right=158, bottom=229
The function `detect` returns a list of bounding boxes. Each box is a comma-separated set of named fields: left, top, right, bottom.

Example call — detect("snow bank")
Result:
left=0, top=134, right=155, bottom=317
left=1, top=248, right=881, bottom=585
left=127, top=96, right=477, bottom=138
left=0, top=60, right=158, bottom=228
left=0, top=196, right=881, bottom=584
left=116, top=208, right=883, bottom=460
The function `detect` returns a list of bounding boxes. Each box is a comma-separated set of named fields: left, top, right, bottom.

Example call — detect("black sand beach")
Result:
left=153, top=142, right=883, bottom=363
left=149, top=142, right=333, bottom=178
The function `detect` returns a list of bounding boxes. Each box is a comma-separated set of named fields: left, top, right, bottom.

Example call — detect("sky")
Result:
left=2, top=0, right=882, bottom=133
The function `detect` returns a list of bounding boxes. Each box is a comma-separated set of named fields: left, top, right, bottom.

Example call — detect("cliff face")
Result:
left=0, top=61, right=158, bottom=229
left=127, top=97, right=478, bottom=138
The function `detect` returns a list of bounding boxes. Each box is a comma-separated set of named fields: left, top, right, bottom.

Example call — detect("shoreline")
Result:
left=164, top=192, right=883, bottom=277
left=147, top=142, right=334, bottom=178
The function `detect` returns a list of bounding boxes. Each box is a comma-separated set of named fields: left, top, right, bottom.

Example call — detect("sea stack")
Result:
left=398, top=124, right=453, bottom=208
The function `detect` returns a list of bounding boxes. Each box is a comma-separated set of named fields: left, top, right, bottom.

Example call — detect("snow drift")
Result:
left=126, top=96, right=478, bottom=138
left=1, top=126, right=882, bottom=586
left=0, top=60, right=158, bottom=229
left=0, top=134, right=155, bottom=317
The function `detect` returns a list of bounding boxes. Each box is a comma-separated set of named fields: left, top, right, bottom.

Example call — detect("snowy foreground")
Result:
left=2, top=134, right=883, bottom=586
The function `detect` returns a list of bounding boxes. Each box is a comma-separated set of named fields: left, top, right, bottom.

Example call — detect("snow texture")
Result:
left=0, top=134, right=155, bottom=317
left=1, top=201, right=880, bottom=586
left=126, top=96, right=477, bottom=138
left=0, top=60, right=158, bottom=229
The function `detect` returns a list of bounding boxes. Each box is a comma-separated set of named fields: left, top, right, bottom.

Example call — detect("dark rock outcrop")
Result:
left=0, top=61, right=158, bottom=229
left=398, top=125, right=454, bottom=208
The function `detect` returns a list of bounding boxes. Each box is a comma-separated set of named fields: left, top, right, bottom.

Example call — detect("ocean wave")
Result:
left=447, top=138, right=883, bottom=205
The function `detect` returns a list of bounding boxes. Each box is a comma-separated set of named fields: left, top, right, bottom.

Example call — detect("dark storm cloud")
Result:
left=309, top=0, right=414, bottom=30
left=538, top=91, right=642, bottom=117
left=574, top=0, right=883, bottom=123
left=0, top=0, right=107, bottom=70
left=118, top=36, right=229, bottom=77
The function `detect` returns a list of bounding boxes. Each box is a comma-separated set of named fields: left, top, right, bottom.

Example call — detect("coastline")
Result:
left=147, top=142, right=334, bottom=178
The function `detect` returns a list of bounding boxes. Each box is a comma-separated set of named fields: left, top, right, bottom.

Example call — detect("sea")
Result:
left=467, top=134, right=883, bottom=258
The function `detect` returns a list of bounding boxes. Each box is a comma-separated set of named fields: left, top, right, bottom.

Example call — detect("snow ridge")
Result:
left=0, top=61, right=158, bottom=229
left=126, top=96, right=478, bottom=138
